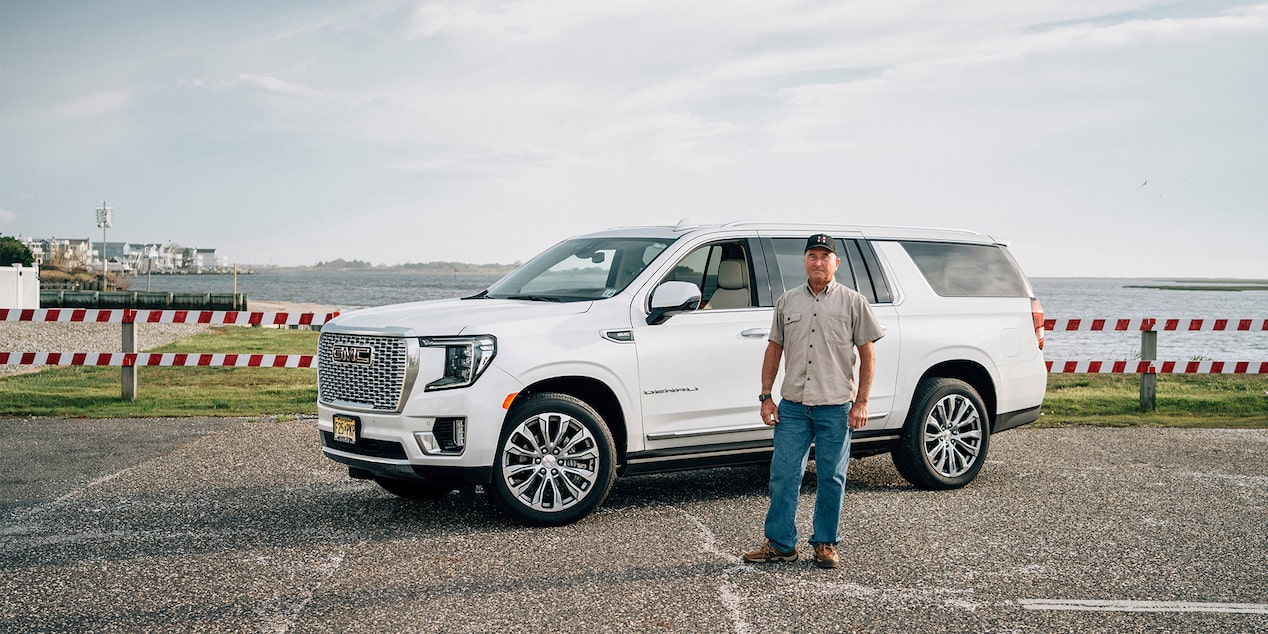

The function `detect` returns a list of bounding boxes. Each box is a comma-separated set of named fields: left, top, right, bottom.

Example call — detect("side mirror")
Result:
left=647, top=281, right=701, bottom=325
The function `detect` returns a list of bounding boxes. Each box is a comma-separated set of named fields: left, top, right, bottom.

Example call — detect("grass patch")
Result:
left=1038, top=374, right=1268, bottom=428
left=0, top=327, right=320, bottom=418
left=3, top=327, right=1266, bottom=426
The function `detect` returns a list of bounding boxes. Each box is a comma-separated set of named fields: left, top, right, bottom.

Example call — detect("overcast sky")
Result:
left=2, top=1, right=1266, bottom=277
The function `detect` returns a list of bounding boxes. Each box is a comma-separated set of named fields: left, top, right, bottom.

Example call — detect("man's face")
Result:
left=804, top=247, right=839, bottom=286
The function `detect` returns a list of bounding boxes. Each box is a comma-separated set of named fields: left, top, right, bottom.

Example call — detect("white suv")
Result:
left=317, top=222, right=1047, bottom=525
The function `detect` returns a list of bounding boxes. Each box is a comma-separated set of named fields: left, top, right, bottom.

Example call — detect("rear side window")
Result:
left=900, top=242, right=1029, bottom=297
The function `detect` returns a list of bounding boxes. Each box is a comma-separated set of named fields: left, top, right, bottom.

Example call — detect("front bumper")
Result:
left=320, top=436, right=492, bottom=483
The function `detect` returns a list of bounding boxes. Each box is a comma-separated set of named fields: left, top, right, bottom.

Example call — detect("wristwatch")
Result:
left=758, top=393, right=773, bottom=402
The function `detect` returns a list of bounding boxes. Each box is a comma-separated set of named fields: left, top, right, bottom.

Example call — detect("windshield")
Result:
left=483, top=237, right=674, bottom=302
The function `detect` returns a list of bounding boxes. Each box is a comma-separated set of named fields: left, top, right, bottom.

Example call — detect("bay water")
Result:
left=124, top=270, right=1268, bottom=363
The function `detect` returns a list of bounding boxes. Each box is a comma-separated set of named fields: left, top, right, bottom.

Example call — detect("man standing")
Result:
left=743, top=234, right=885, bottom=569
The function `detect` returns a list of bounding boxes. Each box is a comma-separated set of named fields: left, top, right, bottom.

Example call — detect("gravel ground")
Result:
left=1, top=423, right=1264, bottom=633
left=0, top=322, right=211, bottom=375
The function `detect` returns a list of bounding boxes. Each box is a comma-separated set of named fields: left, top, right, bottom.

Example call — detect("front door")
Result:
left=633, top=239, right=776, bottom=450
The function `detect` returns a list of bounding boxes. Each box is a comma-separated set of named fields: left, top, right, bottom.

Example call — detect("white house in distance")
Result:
left=18, top=237, right=230, bottom=273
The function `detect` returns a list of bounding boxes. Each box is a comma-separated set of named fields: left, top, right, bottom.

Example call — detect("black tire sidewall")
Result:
left=488, top=392, right=617, bottom=526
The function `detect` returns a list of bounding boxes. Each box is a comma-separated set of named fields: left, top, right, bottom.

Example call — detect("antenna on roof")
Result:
left=673, top=218, right=697, bottom=231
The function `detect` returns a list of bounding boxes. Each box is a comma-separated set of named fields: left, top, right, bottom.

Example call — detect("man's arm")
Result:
left=760, top=341, right=782, bottom=426
left=848, top=341, right=875, bottom=429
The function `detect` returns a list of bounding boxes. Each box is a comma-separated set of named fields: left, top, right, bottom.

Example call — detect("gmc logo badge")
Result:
left=332, top=345, right=372, bottom=365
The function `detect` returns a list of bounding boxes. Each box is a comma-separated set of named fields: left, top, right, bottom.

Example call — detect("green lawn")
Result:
left=0, top=327, right=320, bottom=418
left=1038, top=373, right=1268, bottom=428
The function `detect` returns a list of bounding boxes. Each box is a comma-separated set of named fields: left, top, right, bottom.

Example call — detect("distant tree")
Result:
left=0, top=235, right=35, bottom=266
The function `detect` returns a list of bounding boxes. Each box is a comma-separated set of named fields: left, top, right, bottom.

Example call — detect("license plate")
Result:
left=332, top=414, right=359, bottom=444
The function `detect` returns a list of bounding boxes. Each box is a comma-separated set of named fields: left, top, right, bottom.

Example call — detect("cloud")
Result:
left=407, top=0, right=645, bottom=41
left=237, top=74, right=327, bottom=98
left=42, top=90, right=132, bottom=122
left=0, top=209, right=16, bottom=223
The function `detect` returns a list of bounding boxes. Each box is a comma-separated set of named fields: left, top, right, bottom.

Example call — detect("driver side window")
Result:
left=663, top=241, right=754, bottom=310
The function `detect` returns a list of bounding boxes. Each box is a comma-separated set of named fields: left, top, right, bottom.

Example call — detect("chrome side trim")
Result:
left=646, top=423, right=771, bottom=441
left=852, top=434, right=899, bottom=444
left=626, top=445, right=773, bottom=465
left=645, top=411, right=889, bottom=441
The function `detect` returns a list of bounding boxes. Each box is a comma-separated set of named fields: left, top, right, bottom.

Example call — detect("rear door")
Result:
left=762, top=235, right=900, bottom=430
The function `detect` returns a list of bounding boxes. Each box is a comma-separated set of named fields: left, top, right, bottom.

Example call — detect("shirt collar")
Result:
left=802, top=278, right=839, bottom=297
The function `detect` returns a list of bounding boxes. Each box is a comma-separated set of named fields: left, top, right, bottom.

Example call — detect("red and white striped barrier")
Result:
left=1044, top=318, right=1267, bottom=332
left=0, top=352, right=315, bottom=368
left=1046, top=360, right=1268, bottom=374
left=0, top=308, right=338, bottom=326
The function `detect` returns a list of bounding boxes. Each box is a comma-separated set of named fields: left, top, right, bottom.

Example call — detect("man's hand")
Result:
left=761, top=399, right=779, bottom=426
left=847, top=400, right=868, bottom=429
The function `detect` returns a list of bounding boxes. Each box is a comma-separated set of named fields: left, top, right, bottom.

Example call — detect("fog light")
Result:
left=452, top=419, right=466, bottom=448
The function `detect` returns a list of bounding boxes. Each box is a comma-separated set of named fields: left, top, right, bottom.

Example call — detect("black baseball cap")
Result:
left=805, top=233, right=836, bottom=254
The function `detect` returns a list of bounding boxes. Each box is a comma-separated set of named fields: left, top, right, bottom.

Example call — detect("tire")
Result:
left=892, top=377, right=990, bottom=490
left=374, top=477, right=456, bottom=501
left=485, top=392, right=617, bottom=526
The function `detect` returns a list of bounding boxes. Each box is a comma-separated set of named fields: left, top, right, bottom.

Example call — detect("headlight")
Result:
left=419, top=335, right=497, bottom=391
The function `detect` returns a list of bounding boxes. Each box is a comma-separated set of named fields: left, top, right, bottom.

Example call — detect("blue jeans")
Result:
left=763, top=400, right=853, bottom=553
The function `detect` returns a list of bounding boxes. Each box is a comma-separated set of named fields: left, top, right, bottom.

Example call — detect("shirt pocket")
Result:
left=825, top=314, right=853, bottom=346
left=781, top=312, right=805, bottom=339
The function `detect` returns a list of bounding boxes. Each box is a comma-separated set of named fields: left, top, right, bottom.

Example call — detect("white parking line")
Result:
left=1020, top=599, right=1268, bottom=614
left=53, top=465, right=134, bottom=504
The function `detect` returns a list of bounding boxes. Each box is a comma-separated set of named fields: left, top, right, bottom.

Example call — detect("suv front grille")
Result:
left=318, top=332, right=412, bottom=412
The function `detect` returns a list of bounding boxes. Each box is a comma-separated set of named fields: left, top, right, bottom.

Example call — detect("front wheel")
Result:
left=892, top=377, right=990, bottom=490
left=486, top=392, right=617, bottom=526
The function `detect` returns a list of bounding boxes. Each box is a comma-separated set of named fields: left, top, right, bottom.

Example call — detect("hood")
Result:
left=324, top=297, right=594, bottom=337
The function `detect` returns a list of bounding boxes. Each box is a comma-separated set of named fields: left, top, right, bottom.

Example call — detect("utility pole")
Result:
left=95, top=201, right=113, bottom=291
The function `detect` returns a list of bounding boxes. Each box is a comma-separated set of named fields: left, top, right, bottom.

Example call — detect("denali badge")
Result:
left=332, top=345, right=373, bottom=365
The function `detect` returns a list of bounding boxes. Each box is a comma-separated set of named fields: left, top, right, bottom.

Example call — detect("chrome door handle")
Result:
left=741, top=328, right=769, bottom=338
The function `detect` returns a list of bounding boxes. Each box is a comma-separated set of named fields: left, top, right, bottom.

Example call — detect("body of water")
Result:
left=1031, top=277, right=1268, bottom=363
left=120, top=271, right=1268, bottom=362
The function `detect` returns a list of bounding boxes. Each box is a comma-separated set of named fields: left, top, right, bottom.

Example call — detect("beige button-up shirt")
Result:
left=769, top=279, right=885, bottom=406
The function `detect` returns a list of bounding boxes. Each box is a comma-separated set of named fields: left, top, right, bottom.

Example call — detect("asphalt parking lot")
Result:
left=1, top=418, right=1265, bottom=633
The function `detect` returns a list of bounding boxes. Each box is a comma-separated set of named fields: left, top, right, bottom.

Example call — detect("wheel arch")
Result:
left=917, top=360, right=997, bottom=430
left=509, top=376, right=629, bottom=465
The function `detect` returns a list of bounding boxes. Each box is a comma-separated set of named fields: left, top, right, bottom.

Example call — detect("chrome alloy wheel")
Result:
left=922, top=393, right=984, bottom=478
left=499, top=411, right=601, bottom=513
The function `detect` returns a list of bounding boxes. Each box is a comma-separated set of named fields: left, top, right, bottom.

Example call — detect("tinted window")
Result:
left=900, top=242, right=1028, bottom=297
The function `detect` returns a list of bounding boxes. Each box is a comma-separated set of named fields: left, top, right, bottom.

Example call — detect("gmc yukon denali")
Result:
left=317, top=222, right=1047, bottom=525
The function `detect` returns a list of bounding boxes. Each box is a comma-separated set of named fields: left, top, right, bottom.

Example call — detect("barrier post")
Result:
left=1139, top=329, right=1157, bottom=411
left=121, top=316, right=137, bottom=401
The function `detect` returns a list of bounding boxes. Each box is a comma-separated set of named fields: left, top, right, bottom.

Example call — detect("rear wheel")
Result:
left=486, top=392, right=617, bottom=526
left=374, top=477, right=456, bottom=500
left=892, top=377, right=990, bottom=489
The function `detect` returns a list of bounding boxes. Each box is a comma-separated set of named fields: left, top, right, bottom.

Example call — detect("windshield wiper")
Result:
left=505, top=295, right=563, bottom=302
left=462, top=289, right=490, bottom=300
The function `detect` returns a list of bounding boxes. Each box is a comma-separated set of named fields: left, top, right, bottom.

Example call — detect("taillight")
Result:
left=1031, top=298, right=1045, bottom=350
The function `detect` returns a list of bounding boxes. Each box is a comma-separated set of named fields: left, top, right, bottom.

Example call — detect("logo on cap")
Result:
left=805, top=233, right=836, bottom=253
